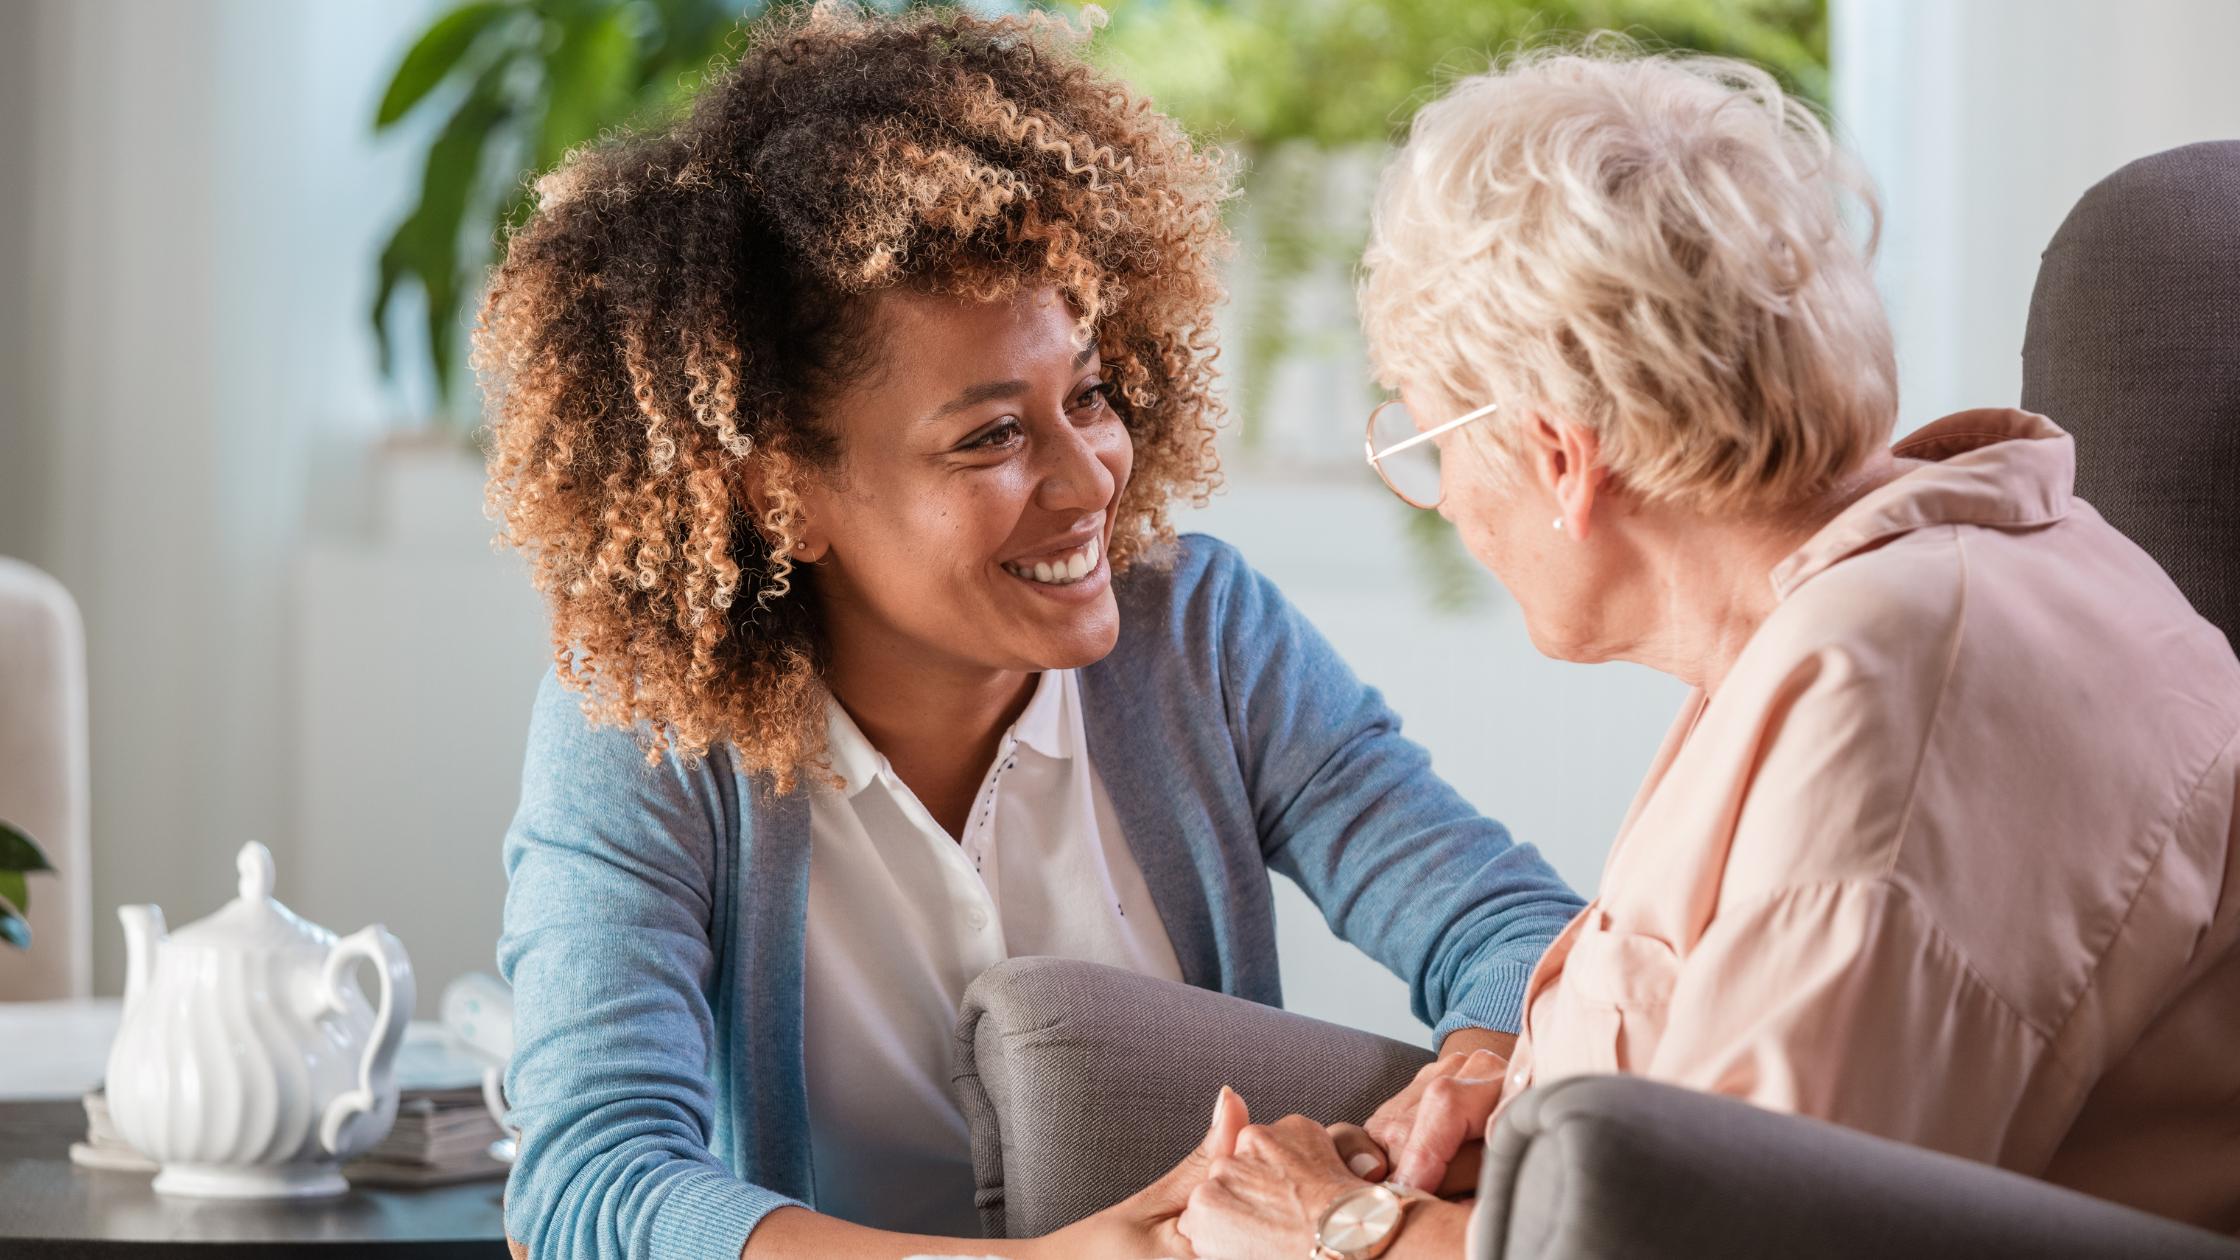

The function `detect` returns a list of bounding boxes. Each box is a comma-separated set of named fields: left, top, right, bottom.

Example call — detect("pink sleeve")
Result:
left=1646, top=878, right=2058, bottom=1166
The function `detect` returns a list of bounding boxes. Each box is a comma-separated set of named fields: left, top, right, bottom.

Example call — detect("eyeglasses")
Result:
left=1363, top=399, right=1499, bottom=509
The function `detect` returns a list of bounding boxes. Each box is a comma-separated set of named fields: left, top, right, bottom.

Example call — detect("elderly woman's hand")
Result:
left=1360, top=1045, right=1509, bottom=1194
left=1175, top=1108, right=1364, bottom=1260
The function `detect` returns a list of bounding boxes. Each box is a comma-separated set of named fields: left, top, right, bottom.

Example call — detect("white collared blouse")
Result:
left=799, top=667, right=1183, bottom=1234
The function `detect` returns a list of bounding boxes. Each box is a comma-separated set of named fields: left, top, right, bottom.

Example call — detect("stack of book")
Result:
left=67, top=1087, right=154, bottom=1174
left=344, top=1082, right=510, bottom=1187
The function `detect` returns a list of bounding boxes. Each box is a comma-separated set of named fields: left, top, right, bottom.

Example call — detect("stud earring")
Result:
left=1551, top=517, right=1564, bottom=533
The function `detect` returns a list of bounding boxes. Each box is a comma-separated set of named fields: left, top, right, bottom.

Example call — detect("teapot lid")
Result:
left=169, top=842, right=332, bottom=952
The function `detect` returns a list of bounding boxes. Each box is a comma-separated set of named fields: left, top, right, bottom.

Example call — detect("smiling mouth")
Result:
left=1002, top=537, right=1100, bottom=586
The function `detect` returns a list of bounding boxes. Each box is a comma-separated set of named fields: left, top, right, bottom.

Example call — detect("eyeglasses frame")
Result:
left=1362, top=399, right=1500, bottom=509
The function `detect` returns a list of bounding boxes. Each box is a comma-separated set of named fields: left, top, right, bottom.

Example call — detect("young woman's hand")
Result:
left=1033, top=1086, right=1250, bottom=1259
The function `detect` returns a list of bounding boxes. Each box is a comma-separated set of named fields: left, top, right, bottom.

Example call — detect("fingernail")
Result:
left=1348, top=1154, right=1380, bottom=1177
left=1212, top=1087, right=1232, bottom=1125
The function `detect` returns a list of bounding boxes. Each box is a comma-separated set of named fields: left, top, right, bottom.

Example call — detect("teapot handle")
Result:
left=316, top=925, right=416, bottom=1160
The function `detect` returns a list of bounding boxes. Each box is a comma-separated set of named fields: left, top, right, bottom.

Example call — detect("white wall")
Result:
left=0, top=2, right=39, bottom=558
left=0, top=0, right=446, bottom=1002
left=1833, top=0, right=2240, bottom=433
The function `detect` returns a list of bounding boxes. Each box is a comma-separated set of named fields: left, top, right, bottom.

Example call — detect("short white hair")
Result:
left=1360, top=44, right=1897, bottom=513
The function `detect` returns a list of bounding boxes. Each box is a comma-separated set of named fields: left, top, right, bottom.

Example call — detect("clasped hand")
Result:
left=1047, top=1047, right=1510, bottom=1259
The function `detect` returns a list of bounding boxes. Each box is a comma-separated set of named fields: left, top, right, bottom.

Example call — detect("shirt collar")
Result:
left=1009, top=668, right=1072, bottom=761
left=819, top=669, right=1075, bottom=798
left=1768, top=408, right=2075, bottom=599
left=821, top=698, right=886, bottom=798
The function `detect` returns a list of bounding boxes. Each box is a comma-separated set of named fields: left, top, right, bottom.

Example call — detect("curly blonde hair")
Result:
left=1361, top=44, right=1895, bottom=514
left=475, top=3, right=1231, bottom=791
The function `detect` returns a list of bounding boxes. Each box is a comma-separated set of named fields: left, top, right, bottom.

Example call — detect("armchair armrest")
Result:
left=1475, top=1075, right=2240, bottom=1260
left=952, top=956, right=1434, bottom=1238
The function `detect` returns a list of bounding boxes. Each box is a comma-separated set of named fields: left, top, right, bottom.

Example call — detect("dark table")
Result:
left=0, top=1101, right=509, bottom=1257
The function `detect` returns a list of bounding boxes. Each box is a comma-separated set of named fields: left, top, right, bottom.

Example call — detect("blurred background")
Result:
left=1, top=0, right=2235, bottom=1042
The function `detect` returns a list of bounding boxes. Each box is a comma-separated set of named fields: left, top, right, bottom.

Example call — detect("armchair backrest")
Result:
left=2023, top=140, right=2240, bottom=647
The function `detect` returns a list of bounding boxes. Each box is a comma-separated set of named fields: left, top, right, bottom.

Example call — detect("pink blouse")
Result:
left=1499, top=409, right=2240, bottom=1232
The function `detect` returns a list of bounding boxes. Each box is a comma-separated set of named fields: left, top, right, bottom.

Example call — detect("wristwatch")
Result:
left=1310, top=1181, right=1428, bottom=1260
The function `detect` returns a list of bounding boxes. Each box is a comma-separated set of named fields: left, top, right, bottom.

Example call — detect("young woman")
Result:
left=473, top=7, right=1584, bottom=1259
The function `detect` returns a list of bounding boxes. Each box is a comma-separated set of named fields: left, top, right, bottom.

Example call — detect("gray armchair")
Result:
left=957, top=959, right=2240, bottom=1258
left=952, top=142, right=2240, bottom=1258
left=953, top=957, right=1433, bottom=1238
left=2023, top=138, right=2240, bottom=649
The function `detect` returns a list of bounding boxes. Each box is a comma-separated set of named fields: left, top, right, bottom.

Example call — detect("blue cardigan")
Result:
left=497, top=534, right=1583, bottom=1259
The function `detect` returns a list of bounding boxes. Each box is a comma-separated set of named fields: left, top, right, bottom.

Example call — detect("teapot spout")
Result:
left=118, top=904, right=167, bottom=1014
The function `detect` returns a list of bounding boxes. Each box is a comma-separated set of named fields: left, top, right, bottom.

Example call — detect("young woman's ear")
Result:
left=742, top=459, right=830, bottom=563
left=1523, top=413, right=1607, bottom=541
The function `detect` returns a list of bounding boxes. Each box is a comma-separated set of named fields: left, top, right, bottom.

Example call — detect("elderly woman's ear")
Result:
left=1521, top=414, right=1608, bottom=540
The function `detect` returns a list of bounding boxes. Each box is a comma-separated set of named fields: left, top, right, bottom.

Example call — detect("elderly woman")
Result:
left=1172, top=48, right=2240, bottom=1259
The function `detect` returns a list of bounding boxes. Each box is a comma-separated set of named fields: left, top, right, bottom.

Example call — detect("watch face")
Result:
left=1318, top=1183, right=1404, bottom=1257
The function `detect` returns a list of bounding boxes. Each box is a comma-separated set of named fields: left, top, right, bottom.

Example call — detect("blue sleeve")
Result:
left=497, top=670, right=802, bottom=1259
left=1204, top=540, right=1587, bottom=1039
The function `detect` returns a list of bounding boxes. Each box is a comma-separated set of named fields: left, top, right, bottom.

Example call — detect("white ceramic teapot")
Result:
left=105, top=841, right=414, bottom=1199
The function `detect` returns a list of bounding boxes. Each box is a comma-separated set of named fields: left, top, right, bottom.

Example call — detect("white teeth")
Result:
left=1007, top=537, right=1101, bottom=586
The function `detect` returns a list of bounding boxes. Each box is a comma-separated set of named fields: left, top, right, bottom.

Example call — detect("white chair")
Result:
left=0, top=557, right=91, bottom=1000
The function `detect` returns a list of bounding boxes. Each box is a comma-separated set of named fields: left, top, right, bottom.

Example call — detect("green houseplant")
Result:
left=373, top=0, right=785, bottom=428
left=1088, top=0, right=1829, bottom=444
left=373, top=0, right=1825, bottom=433
left=373, top=0, right=970, bottom=429
left=0, top=819, right=55, bottom=950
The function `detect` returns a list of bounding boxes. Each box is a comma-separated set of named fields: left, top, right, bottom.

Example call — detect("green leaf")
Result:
left=0, top=870, right=24, bottom=916
left=0, top=819, right=53, bottom=873
left=371, top=56, right=515, bottom=404
left=370, top=241, right=403, bottom=379
left=644, top=0, right=750, bottom=71
left=536, top=8, right=639, bottom=172
left=0, top=874, right=26, bottom=948
left=369, top=0, right=760, bottom=428
left=376, top=1, right=520, bottom=130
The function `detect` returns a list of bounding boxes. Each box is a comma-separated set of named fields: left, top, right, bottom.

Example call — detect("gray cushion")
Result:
left=2022, top=139, right=2240, bottom=647
left=1477, top=1074, right=2240, bottom=1260
left=952, top=956, right=1432, bottom=1238
left=956, top=960, right=2240, bottom=1257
